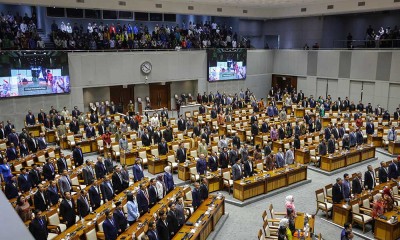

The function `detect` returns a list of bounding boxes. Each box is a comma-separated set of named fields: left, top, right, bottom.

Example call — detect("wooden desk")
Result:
left=367, top=135, right=382, bottom=147
left=272, top=141, right=284, bottom=153
left=321, top=117, right=331, bottom=128
left=320, top=147, right=376, bottom=172
left=178, top=163, right=196, bottom=181
left=360, top=146, right=376, bottom=161
left=147, top=158, right=167, bottom=175
left=218, top=125, right=227, bottom=136
left=46, top=130, right=57, bottom=143
left=233, top=178, right=265, bottom=201
left=295, top=108, right=305, bottom=118
left=295, top=149, right=310, bottom=164
left=346, top=150, right=361, bottom=166
left=286, top=166, right=307, bottom=185
left=120, top=151, right=137, bottom=166
left=205, top=172, right=222, bottom=193
left=236, top=128, right=246, bottom=142
left=172, top=195, right=225, bottom=240
left=388, top=141, right=400, bottom=155
left=321, top=154, right=346, bottom=172
left=374, top=210, right=400, bottom=240
left=332, top=203, right=351, bottom=226
left=26, top=124, right=42, bottom=137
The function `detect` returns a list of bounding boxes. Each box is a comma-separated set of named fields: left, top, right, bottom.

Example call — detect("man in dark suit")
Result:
left=88, top=181, right=101, bottom=210
left=72, top=107, right=80, bottom=118
left=153, top=129, right=162, bottom=145
left=6, top=143, right=18, bottom=160
left=342, top=173, right=351, bottom=200
left=192, top=182, right=202, bottom=210
left=86, top=125, right=96, bottom=138
left=351, top=172, right=363, bottom=196
left=364, top=165, right=375, bottom=190
left=83, top=160, right=96, bottom=185
left=156, top=210, right=170, bottom=240
left=167, top=202, right=179, bottom=237
left=378, top=161, right=388, bottom=184
left=17, top=168, right=32, bottom=193
left=327, top=136, right=335, bottom=154
left=36, top=133, right=47, bottom=150
left=56, top=152, right=68, bottom=174
left=112, top=166, right=125, bottom=194
left=29, top=210, right=49, bottom=240
left=69, top=118, right=80, bottom=134
left=366, top=121, right=374, bottom=135
left=251, top=122, right=259, bottom=144
left=332, top=178, right=344, bottom=203
left=5, top=176, right=19, bottom=199
left=177, top=116, right=186, bottom=131
left=53, top=113, right=64, bottom=127
left=77, top=189, right=91, bottom=218
left=101, top=176, right=115, bottom=202
left=219, top=147, right=229, bottom=169
left=176, top=143, right=187, bottom=163
left=4, top=120, right=15, bottom=137
left=232, top=158, right=243, bottom=181
left=141, top=128, right=152, bottom=146
left=114, top=201, right=128, bottom=233
left=26, top=110, right=36, bottom=125
left=103, top=210, right=119, bottom=240
left=37, top=109, right=46, bottom=123
left=147, top=221, right=159, bottom=240
left=46, top=181, right=60, bottom=206
left=148, top=178, right=158, bottom=207
left=137, top=183, right=150, bottom=215
left=73, top=145, right=84, bottom=167
left=394, top=108, right=400, bottom=120
left=133, top=159, right=145, bottom=182
left=158, top=138, right=168, bottom=155
left=27, top=133, right=38, bottom=153
left=228, top=145, right=239, bottom=166
left=356, top=128, right=364, bottom=145
left=98, top=122, right=106, bottom=136
left=208, top=152, right=218, bottom=172
left=244, top=159, right=254, bottom=178
left=90, top=112, right=98, bottom=124
left=324, top=125, right=331, bottom=141
left=29, top=164, right=41, bottom=187
left=59, top=192, right=76, bottom=228
left=42, top=158, right=56, bottom=181
left=199, top=178, right=209, bottom=200
left=95, top=156, right=107, bottom=179
left=33, top=184, right=50, bottom=211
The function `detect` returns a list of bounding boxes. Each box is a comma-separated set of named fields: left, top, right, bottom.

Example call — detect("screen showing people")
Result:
left=207, top=48, right=247, bottom=81
left=0, top=51, right=70, bottom=98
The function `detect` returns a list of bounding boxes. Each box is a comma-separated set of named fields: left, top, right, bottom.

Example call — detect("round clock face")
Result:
left=141, top=61, right=152, bottom=74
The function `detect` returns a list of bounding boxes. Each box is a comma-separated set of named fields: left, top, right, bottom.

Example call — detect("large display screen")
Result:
left=0, top=51, right=70, bottom=98
left=207, top=48, right=247, bottom=81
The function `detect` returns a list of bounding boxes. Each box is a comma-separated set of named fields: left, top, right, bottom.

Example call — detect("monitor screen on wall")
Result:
left=0, top=51, right=70, bottom=98
left=207, top=48, right=247, bottom=82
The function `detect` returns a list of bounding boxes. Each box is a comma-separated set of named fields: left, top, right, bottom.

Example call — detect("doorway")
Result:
left=109, top=85, right=134, bottom=113
left=149, top=83, right=171, bottom=109
left=264, top=35, right=280, bottom=49
left=271, top=75, right=297, bottom=92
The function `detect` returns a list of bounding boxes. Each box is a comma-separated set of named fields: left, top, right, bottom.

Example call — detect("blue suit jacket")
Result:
left=388, top=163, right=399, bottom=180
left=164, top=172, right=174, bottom=192
left=342, top=180, right=351, bottom=199
left=192, top=188, right=201, bottom=209
left=6, top=147, right=18, bottom=160
left=267, top=107, right=274, bottom=117
left=366, top=123, right=374, bottom=135
left=88, top=186, right=101, bottom=209
left=46, top=187, right=60, bottom=205
left=147, top=230, right=159, bottom=240
left=137, top=190, right=149, bottom=214
left=18, top=174, right=32, bottom=192
left=103, top=218, right=118, bottom=240
left=196, top=159, right=207, bottom=175
left=132, top=164, right=144, bottom=182
left=8, top=133, right=19, bottom=146
left=324, top=128, right=331, bottom=141
left=26, top=114, right=36, bottom=125
left=356, top=132, right=363, bottom=145
left=37, top=138, right=47, bottom=150
left=86, top=127, right=96, bottom=138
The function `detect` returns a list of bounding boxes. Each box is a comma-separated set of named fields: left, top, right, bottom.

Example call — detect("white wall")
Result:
left=83, top=87, right=111, bottom=112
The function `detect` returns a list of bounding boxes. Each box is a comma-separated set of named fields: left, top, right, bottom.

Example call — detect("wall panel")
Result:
left=388, top=84, right=400, bottom=113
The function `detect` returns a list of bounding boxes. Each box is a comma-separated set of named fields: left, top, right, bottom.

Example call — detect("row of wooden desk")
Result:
left=319, top=146, right=375, bottom=172
left=233, top=164, right=308, bottom=201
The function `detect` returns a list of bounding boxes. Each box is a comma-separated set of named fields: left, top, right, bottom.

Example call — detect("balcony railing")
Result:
left=333, top=39, right=400, bottom=49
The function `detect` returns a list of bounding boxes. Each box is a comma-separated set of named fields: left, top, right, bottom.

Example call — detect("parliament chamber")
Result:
left=2, top=1, right=400, bottom=240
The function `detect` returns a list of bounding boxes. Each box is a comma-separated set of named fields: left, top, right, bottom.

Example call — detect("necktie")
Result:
left=49, top=164, right=54, bottom=172
left=39, top=218, right=44, bottom=227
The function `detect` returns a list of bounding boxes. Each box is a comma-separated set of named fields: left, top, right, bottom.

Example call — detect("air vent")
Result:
left=243, top=9, right=248, bottom=14
left=327, top=5, right=334, bottom=9
left=155, top=3, right=162, bottom=8
left=76, top=0, right=84, bottom=3
left=301, top=7, right=307, bottom=12
left=358, top=1, right=365, bottom=6
left=217, top=8, right=222, bottom=12
left=395, top=0, right=400, bottom=3
left=119, top=1, right=126, bottom=6
left=188, top=6, right=194, bottom=10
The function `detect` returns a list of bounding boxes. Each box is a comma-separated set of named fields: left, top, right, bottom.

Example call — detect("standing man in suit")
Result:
left=112, top=166, right=125, bottom=194
left=366, top=121, right=374, bottom=135
left=141, top=128, right=151, bottom=146
left=192, top=182, right=202, bottom=210
left=132, top=159, right=144, bottom=182
left=388, top=158, right=399, bottom=181
left=42, top=158, right=56, bottom=181
left=332, top=178, right=344, bottom=204
left=177, top=115, right=186, bottom=132
left=46, top=181, right=59, bottom=206
left=29, top=164, right=41, bottom=187
left=243, top=158, right=254, bottom=178
left=199, top=178, right=209, bottom=200
left=232, top=158, right=243, bottom=181
left=5, top=176, right=19, bottom=199
left=58, top=169, right=72, bottom=197
left=77, top=189, right=91, bottom=218
left=327, top=136, right=336, bottom=154
left=164, top=166, right=174, bottom=193
left=34, top=184, right=49, bottom=211
left=73, top=144, right=84, bottom=167
left=88, top=181, right=101, bottom=210
left=219, top=147, right=229, bottom=169
left=37, top=133, right=47, bottom=150
left=352, top=172, right=363, bottom=196
left=158, top=138, right=168, bottom=155
left=6, top=142, right=18, bottom=160
left=101, top=176, right=116, bottom=202
left=103, top=210, right=119, bottom=240
left=342, top=173, right=351, bottom=200
left=228, top=145, right=239, bottom=166
left=379, top=161, right=389, bottom=184
left=27, top=133, right=38, bottom=153
left=176, top=142, right=186, bottom=163
left=148, top=178, right=158, bottom=207
left=95, top=156, right=107, bottom=179
left=59, top=192, right=76, bottom=228
left=57, top=152, right=69, bottom=174
left=208, top=151, right=218, bottom=172
left=69, top=117, right=80, bottom=134
left=364, top=165, right=376, bottom=190
left=29, top=210, right=49, bottom=240
left=137, top=183, right=150, bottom=215
left=83, top=160, right=96, bottom=185
left=86, top=124, right=96, bottom=138
left=275, top=148, right=285, bottom=168
left=156, top=210, right=170, bottom=240
left=17, top=168, right=32, bottom=193
left=356, top=128, right=364, bottom=145
left=167, top=202, right=179, bottom=237
left=196, top=154, right=207, bottom=175
left=147, top=221, right=159, bottom=240
left=113, top=201, right=128, bottom=233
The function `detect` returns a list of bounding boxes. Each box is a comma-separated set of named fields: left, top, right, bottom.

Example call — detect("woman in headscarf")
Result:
left=285, top=195, right=296, bottom=216
left=382, top=187, right=394, bottom=212
left=278, top=218, right=292, bottom=240
left=155, top=174, right=166, bottom=200
left=253, top=145, right=262, bottom=161
left=15, top=195, right=32, bottom=222
left=163, top=166, right=174, bottom=193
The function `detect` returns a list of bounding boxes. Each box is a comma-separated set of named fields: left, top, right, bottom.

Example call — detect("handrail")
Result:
left=333, top=39, right=400, bottom=49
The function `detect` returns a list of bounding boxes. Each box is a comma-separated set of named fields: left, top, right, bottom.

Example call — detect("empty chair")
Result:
left=315, top=188, right=332, bottom=218
left=351, top=200, right=373, bottom=233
